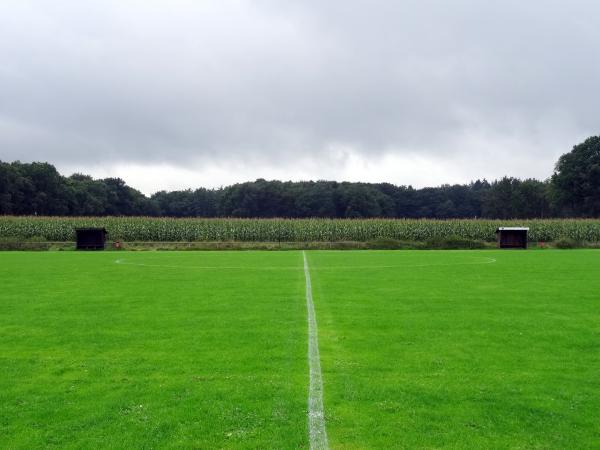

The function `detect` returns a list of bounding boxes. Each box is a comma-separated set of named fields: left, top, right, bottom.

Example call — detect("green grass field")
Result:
left=1, top=250, right=599, bottom=448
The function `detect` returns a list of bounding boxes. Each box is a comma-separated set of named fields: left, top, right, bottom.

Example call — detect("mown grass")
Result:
left=1, top=250, right=599, bottom=448
left=0, top=251, right=308, bottom=449
left=308, top=250, right=600, bottom=448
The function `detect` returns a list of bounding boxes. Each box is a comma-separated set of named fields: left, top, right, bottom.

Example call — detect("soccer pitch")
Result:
left=1, top=250, right=599, bottom=448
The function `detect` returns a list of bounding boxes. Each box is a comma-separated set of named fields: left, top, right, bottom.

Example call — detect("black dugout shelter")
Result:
left=496, top=227, right=529, bottom=249
left=75, top=228, right=107, bottom=250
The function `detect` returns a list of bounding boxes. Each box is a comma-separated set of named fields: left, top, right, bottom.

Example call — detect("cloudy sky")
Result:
left=1, top=0, right=599, bottom=194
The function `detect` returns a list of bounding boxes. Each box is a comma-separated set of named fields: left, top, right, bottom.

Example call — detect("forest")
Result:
left=1, top=136, right=599, bottom=219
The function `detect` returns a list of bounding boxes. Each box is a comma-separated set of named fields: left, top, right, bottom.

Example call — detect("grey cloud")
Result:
left=0, top=0, right=599, bottom=179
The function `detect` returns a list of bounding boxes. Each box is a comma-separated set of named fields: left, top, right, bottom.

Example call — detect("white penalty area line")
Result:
left=303, top=251, right=329, bottom=450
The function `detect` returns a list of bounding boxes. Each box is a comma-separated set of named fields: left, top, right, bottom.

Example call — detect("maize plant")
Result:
left=1, top=216, right=600, bottom=243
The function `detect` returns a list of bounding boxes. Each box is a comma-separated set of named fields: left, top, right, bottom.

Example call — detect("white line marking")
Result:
left=312, top=257, right=497, bottom=270
left=114, top=256, right=496, bottom=271
left=114, top=259, right=299, bottom=270
left=303, top=251, right=329, bottom=450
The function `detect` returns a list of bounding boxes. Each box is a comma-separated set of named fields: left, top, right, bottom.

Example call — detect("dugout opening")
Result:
left=75, top=228, right=108, bottom=250
left=496, top=227, right=529, bottom=249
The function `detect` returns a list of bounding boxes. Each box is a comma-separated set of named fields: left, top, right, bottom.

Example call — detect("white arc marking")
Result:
left=115, top=259, right=299, bottom=270
left=303, top=251, right=329, bottom=450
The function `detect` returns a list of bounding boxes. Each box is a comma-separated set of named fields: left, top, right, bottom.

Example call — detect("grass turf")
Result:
left=0, top=251, right=308, bottom=449
left=308, top=250, right=600, bottom=449
left=1, top=250, right=599, bottom=448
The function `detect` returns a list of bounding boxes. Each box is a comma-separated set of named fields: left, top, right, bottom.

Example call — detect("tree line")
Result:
left=1, top=136, right=599, bottom=218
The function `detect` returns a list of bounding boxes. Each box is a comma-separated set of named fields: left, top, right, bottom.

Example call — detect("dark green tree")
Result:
left=6, top=137, right=600, bottom=219
left=551, top=136, right=600, bottom=217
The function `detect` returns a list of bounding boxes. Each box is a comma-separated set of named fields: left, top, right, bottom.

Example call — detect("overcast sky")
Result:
left=1, top=0, right=599, bottom=194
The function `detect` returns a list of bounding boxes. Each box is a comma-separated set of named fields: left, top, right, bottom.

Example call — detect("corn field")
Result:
left=2, top=216, right=600, bottom=242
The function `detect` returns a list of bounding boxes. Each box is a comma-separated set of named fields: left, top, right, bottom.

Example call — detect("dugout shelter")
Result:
left=496, top=227, right=529, bottom=249
left=76, top=228, right=108, bottom=250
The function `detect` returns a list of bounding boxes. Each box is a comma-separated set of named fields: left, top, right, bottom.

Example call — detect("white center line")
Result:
left=303, top=251, right=329, bottom=450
